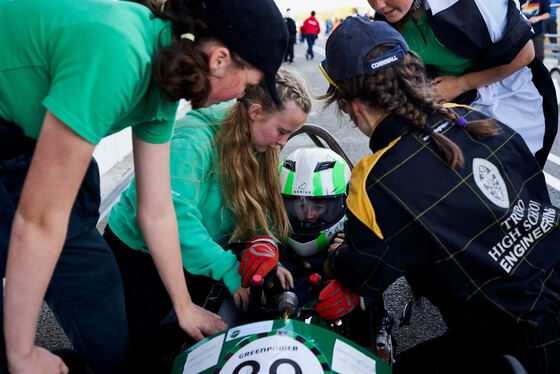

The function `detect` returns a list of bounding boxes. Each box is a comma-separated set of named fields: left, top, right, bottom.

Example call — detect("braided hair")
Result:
left=323, top=44, right=497, bottom=168
left=217, top=68, right=312, bottom=242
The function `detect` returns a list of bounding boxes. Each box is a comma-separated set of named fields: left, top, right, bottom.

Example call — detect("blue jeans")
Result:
left=0, top=149, right=129, bottom=374
left=305, top=33, right=317, bottom=59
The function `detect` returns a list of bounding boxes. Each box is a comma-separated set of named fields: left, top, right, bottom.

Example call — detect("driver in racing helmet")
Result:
left=278, top=147, right=351, bottom=303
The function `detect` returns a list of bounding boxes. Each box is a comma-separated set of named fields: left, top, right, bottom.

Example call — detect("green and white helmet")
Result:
left=279, top=147, right=351, bottom=257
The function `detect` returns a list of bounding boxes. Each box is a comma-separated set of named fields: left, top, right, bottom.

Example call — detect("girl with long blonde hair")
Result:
left=105, top=67, right=311, bottom=372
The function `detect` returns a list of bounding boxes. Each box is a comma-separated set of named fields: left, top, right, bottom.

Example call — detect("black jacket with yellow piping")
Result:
left=331, top=105, right=560, bottom=345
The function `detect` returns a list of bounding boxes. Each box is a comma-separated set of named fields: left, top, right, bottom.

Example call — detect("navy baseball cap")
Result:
left=201, top=0, right=288, bottom=104
left=320, top=17, right=409, bottom=90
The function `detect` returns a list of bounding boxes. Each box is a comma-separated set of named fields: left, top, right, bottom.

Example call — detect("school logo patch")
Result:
left=472, top=158, right=509, bottom=209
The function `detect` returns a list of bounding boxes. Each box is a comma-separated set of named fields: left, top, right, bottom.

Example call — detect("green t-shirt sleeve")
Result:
left=170, top=123, right=241, bottom=294
left=132, top=118, right=175, bottom=144
left=42, top=23, right=149, bottom=144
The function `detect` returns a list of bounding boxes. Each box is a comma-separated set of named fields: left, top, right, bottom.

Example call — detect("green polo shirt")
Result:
left=403, top=12, right=475, bottom=77
left=0, top=0, right=177, bottom=144
left=109, top=102, right=243, bottom=294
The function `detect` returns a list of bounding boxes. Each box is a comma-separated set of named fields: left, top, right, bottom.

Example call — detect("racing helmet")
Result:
left=279, top=148, right=351, bottom=257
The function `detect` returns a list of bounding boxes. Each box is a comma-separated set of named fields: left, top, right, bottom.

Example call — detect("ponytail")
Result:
left=125, top=0, right=249, bottom=108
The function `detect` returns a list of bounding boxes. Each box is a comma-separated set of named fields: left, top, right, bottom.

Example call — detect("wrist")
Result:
left=458, top=75, right=473, bottom=93
left=223, top=269, right=242, bottom=295
left=173, top=297, right=195, bottom=319
left=6, top=344, right=33, bottom=369
left=5, top=324, right=35, bottom=363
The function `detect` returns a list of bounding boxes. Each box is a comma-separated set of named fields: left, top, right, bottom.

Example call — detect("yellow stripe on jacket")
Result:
left=346, top=137, right=401, bottom=240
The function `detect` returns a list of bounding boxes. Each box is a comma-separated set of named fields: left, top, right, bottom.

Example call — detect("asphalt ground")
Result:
left=36, top=38, right=560, bottom=359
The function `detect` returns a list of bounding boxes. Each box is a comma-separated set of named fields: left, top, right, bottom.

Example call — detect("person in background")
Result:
left=317, top=17, right=560, bottom=374
left=370, top=0, right=557, bottom=168
left=302, top=10, right=321, bottom=60
left=285, top=9, right=297, bottom=63
left=325, top=18, right=333, bottom=35
left=332, top=18, right=343, bottom=31
left=105, top=68, right=310, bottom=373
left=545, top=0, right=559, bottom=50
left=522, top=0, right=551, bottom=61
left=0, top=0, right=288, bottom=372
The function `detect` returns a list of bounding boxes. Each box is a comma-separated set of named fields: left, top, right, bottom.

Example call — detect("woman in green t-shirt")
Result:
left=368, top=0, right=557, bottom=167
left=0, top=0, right=289, bottom=372
left=104, top=68, right=310, bottom=372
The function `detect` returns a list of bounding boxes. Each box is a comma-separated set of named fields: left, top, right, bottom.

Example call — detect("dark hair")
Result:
left=127, top=0, right=250, bottom=108
left=311, top=11, right=316, bottom=16
left=322, top=44, right=498, bottom=168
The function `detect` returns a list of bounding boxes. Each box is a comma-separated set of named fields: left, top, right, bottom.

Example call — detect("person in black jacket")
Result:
left=284, top=9, right=297, bottom=63
left=316, top=17, right=560, bottom=374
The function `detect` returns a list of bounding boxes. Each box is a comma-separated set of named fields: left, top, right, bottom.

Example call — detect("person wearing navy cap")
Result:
left=316, top=16, right=560, bottom=374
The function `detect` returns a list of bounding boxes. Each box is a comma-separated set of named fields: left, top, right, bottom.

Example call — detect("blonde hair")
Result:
left=216, top=68, right=311, bottom=242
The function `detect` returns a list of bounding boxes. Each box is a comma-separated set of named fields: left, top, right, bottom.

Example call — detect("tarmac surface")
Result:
left=36, top=38, right=560, bottom=361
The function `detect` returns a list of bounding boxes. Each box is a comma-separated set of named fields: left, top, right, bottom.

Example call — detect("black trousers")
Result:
left=284, top=39, right=295, bottom=62
left=394, top=322, right=560, bottom=374
left=0, top=119, right=129, bottom=374
left=103, top=226, right=216, bottom=374
left=305, top=33, right=317, bottom=59
left=546, top=18, right=558, bottom=45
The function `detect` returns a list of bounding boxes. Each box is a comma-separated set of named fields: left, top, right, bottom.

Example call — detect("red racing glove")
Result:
left=239, top=236, right=279, bottom=287
left=315, top=279, right=359, bottom=320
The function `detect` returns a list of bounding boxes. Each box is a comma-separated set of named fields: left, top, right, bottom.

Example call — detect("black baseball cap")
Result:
left=320, top=17, right=409, bottom=89
left=201, top=0, right=288, bottom=104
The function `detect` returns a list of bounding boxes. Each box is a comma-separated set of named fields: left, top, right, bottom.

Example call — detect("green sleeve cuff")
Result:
left=222, top=266, right=242, bottom=295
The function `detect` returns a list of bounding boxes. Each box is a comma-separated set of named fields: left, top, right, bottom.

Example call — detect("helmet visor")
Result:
left=283, top=195, right=346, bottom=240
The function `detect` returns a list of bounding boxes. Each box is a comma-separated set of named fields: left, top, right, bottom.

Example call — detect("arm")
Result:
left=132, top=134, right=226, bottom=340
left=169, top=125, right=242, bottom=295
left=327, top=215, right=404, bottom=298
left=4, top=111, right=89, bottom=373
left=329, top=207, right=429, bottom=298
left=173, top=200, right=249, bottom=309
left=173, top=203, right=241, bottom=292
left=529, top=1, right=551, bottom=24
left=528, top=12, right=550, bottom=23
left=432, top=40, right=535, bottom=101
